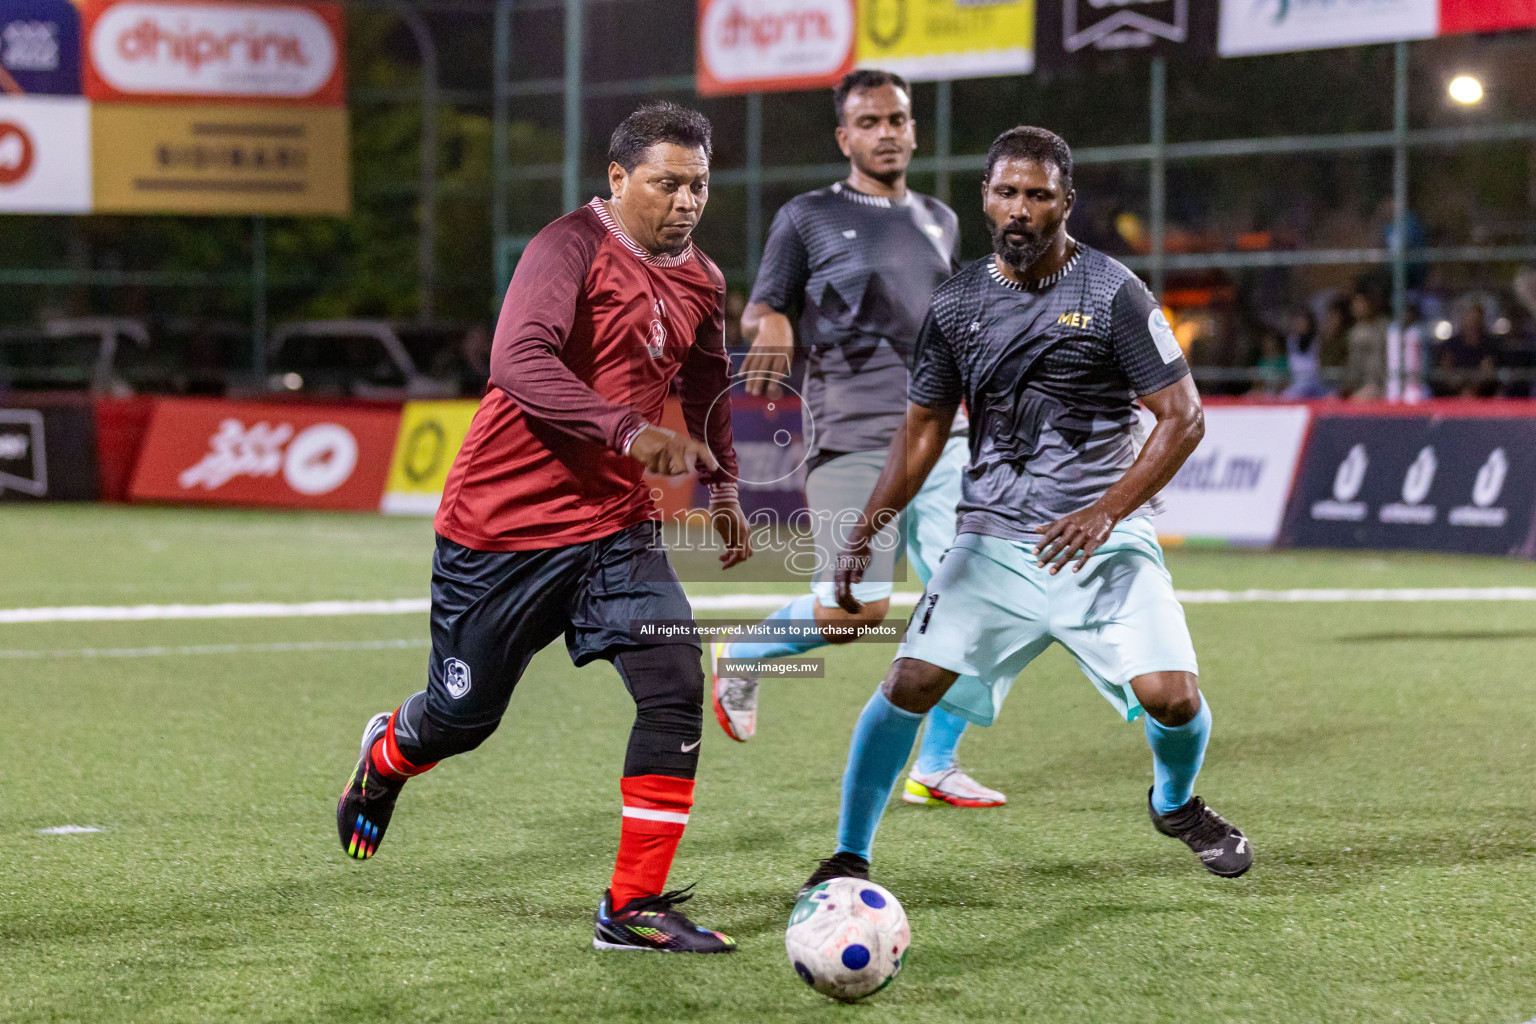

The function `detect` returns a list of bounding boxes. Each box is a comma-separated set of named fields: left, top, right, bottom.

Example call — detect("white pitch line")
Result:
left=1, top=588, right=1535, bottom=628
left=37, top=825, right=103, bottom=835
left=0, top=638, right=431, bottom=660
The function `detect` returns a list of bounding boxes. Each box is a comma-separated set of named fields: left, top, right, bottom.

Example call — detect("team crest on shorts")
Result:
left=443, top=658, right=472, bottom=699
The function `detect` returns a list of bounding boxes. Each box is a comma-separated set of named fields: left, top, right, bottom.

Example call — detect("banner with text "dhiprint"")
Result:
left=82, top=0, right=345, bottom=105
left=697, top=0, right=857, bottom=96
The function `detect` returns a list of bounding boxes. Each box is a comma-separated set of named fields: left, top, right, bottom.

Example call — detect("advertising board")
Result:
left=1218, top=0, right=1437, bottom=56
left=1148, top=404, right=1311, bottom=545
left=2, top=0, right=82, bottom=95
left=1280, top=412, right=1536, bottom=557
left=0, top=94, right=91, bottom=213
left=381, top=400, right=480, bottom=515
left=89, top=102, right=349, bottom=215
left=696, top=0, right=857, bottom=96
left=0, top=398, right=100, bottom=502
left=856, top=0, right=1032, bottom=81
left=130, top=399, right=400, bottom=511
left=82, top=0, right=345, bottom=105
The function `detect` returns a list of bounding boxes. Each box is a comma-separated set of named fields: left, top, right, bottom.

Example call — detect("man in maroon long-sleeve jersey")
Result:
left=335, top=103, right=751, bottom=954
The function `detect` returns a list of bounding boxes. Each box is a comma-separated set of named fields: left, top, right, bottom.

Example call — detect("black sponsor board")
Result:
left=0, top=398, right=99, bottom=501
left=1279, top=414, right=1536, bottom=557
left=1035, top=0, right=1218, bottom=72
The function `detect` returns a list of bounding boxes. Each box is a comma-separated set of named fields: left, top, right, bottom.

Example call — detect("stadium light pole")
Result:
left=390, top=0, right=439, bottom=322
left=563, top=0, right=584, bottom=213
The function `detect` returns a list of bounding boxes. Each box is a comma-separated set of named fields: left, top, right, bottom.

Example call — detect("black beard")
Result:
left=989, top=219, right=1054, bottom=274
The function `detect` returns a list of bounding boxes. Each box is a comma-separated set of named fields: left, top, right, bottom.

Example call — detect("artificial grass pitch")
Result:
left=1, top=505, right=1535, bottom=1023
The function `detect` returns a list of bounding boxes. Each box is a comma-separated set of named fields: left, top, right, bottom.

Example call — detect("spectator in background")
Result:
left=1433, top=300, right=1499, bottom=398
left=430, top=323, right=493, bottom=397
left=1315, top=293, right=1352, bottom=383
left=1344, top=285, right=1390, bottom=401
left=1282, top=308, right=1332, bottom=399
left=1252, top=327, right=1287, bottom=396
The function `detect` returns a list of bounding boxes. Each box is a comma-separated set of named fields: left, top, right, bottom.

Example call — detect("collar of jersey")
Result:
left=987, top=244, right=1082, bottom=292
left=831, top=181, right=912, bottom=209
left=589, top=198, right=695, bottom=268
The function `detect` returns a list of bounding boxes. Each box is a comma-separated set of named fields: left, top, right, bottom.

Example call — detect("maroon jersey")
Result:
left=435, top=198, right=739, bottom=552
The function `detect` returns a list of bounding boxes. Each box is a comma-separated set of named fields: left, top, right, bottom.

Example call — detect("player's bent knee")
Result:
left=614, top=644, right=704, bottom=779
left=1131, top=671, right=1201, bottom=727
left=881, top=657, right=959, bottom=715
left=614, top=645, right=704, bottom=733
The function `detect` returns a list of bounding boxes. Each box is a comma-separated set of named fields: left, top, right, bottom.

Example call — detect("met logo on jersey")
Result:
left=1057, top=311, right=1094, bottom=329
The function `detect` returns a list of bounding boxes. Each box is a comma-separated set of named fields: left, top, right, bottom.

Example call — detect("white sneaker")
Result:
left=710, top=640, right=758, bottom=742
left=903, top=765, right=1007, bottom=807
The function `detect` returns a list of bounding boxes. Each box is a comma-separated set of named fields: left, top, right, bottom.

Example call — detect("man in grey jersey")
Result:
left=799, top=126, right=1252, bottom=895
left=709, top=69, right=1006, bottom=809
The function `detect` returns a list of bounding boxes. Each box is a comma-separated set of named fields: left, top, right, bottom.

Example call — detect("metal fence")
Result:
left=3, top=0, right=1535, bottom=387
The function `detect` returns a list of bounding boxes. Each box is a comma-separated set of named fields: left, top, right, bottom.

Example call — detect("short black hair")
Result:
left=984, top=126, right=1073, bottom=189
left=833, top=68, right=910, bottom=125
left=608, top=102, right=713, bottom=173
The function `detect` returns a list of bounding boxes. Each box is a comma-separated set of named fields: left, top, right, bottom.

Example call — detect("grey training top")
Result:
left=908, top=246, right=1191, bottom=540
left=749, top=182, right=962, bottom=466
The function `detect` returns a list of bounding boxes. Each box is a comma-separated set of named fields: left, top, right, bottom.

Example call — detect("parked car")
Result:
left=263, top=320, right=462, bottom=401
left=0, top=318, right=151, bottom=396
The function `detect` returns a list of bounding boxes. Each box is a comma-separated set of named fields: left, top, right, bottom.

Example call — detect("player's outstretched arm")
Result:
left=1033, top=375, right=1204, bottom=574
left=833, top=401, right=958, bottom=612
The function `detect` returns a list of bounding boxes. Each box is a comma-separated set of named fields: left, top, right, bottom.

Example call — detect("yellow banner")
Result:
left=382, top=400, right=481, bottom=516
left=857, top=0, right=1034, bottom=80
left=90, top=103, right=351, bottom=216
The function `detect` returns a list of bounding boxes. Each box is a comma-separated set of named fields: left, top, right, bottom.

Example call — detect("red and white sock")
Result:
left=610, top=774, right=694, bottom=908
left=368, top=708, right=437, bottom=781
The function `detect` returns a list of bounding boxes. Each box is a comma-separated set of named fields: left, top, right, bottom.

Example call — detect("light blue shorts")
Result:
left=896, top=517, right=1199, bottom=726
left=807, top=437, right=968, bottom=608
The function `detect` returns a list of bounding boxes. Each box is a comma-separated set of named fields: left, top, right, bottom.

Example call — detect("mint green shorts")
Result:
left=896, top=517, right=1198, bottom=726
left=807, top=437, right=968, bottom=608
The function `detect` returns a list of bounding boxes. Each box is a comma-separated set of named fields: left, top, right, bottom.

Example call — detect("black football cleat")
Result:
left=336, top=712, right=405, bottom=861
left=1149, top=788, right=1253, bottom=878
left=592, top=886, right=737, bottom=953
left=797, top=851, right=871, bottom=900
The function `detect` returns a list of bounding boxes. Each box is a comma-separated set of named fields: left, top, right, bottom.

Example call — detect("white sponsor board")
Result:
left=88, top=1, right=339, bottom=99
left=1145, top=405, right=1311, bottom=544
left=0, top=96, right=91, bottom=213
left=697, top=0, right=856, bottom=94
left=1218, top=0, right=1437, bottom=56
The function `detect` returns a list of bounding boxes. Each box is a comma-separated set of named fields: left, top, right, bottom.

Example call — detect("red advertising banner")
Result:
left=696, top=0, right=856, bottom=97
left=130, top=399, right=400, bottom=511
left=1440, top=0, right=1536, bottom=34
left=82, top=0, right=346, bottom=105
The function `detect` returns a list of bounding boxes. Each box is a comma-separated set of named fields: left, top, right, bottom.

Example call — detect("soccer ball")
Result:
left=785, top=877, right=909, bottom=1002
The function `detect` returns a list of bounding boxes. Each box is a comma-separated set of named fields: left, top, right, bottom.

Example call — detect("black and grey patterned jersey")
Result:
left=749, top=182, right=961, bottom=462
left=908, top=246, right=1191, bottom=540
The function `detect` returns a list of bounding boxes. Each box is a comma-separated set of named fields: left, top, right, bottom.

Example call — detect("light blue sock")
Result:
left=723, top=594, right=825, bottom=659
left=1145, top=693, right=1212, bottom=815
left=836, top=689, right=924, bottom=860
left=913, top=705, right=970, bottom=775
